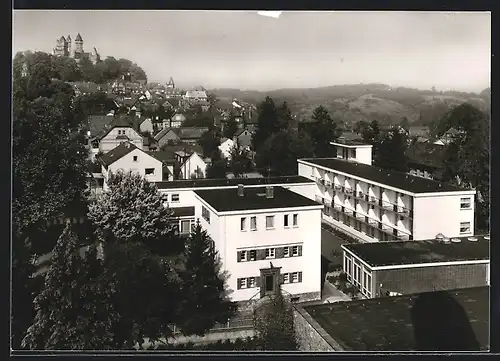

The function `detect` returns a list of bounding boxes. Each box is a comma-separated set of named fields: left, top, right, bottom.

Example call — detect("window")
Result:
left=460, top=197, right=471, bottom=209
left=283, top=273, right=290, bottom=284
left=248, top=277, right=256, bottom=288
left=291, top=272, right=299, bottom=283
left=266, top=216, right=275, bottom=229
left=284, top=214, right=289, bottom=227
left=283, top=247, right=290, bottom=258
left=133, top=155, right=138, bottom=162
left=265, top=275, right=275, bottom=292
left=238, top=278, right=247, bottom=289
left=180, top=220, right=191, bottom=234
left=292, top=214, right=298, bottom=227
left=145, top=168, right=155, bottom=175
left=265, top=248, right=275, bottom=259
left=353, top=262, right=361, bottom=287
left=362, top=270, right=372, bottom=297
left=460, top=222, right=471, bottom=234
left=292, top=245, right=299, bottom=256
left=240, top=217, right=247, bottom=231
left=249, top=250, right=257, bottom=261
left=250, top=216, right=257, bottom=231
left=240, top=250, right=247, bottom=262
left=202, top=206, right=210, bottom=224
left=171, top=194, right=180, bottom=202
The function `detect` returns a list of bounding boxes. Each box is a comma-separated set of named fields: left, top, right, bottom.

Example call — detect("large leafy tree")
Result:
left=309, top=106, right=340, bottom=157
left=223, top=113, right=239, bottom=139
left=253, top=289, right=298, bottom=351
left=376, top=126, right=409, bottom=173
left=199, top=129, right=221, bottom=158
left=22, top=224, right=120, bottom=350
left=88, top=170, right=183, bottom=256
left=440, top=104, right=490, bottom=230
left=176, top=223, right=237, bottom=336
left=205, top=151, right=227, bottom=179
left=255, top=130, right=314, bottom=177
left=228, top=143, right=253, bottom=179
left=12, top=52, right=89, bottom=348
left=252, top=97, right=287, bottom=151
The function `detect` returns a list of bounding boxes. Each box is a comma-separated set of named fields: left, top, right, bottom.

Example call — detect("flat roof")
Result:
left=343, top=235, right=490, bottom=268
left=154, top=175, right=314, bottom=190
left=330, top=140, right=372, bottom=147
left=303, top=286, right=490, bottom=351
left=194, top=186, right=320, bottom=213
left=299, top=158, right=469, bottom=194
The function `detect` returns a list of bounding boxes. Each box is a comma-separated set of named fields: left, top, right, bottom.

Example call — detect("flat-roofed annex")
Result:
left=342, top=235, right=490, bottom=269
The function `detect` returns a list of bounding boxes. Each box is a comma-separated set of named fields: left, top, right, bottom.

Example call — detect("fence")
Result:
left=168, top=314, right=254, bottom=335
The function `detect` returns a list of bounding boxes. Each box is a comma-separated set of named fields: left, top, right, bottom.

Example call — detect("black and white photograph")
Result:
left=11, top=9, right=491, bottom=352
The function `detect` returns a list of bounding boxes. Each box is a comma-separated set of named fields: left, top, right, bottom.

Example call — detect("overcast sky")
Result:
left=13, top=10, right=491, bottom=92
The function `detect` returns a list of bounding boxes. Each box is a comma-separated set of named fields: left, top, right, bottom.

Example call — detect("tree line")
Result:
left=13, top=51, right=148, bottom=84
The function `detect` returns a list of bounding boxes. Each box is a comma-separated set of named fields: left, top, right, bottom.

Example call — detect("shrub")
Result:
left=327, top=263, right=342, bottom=273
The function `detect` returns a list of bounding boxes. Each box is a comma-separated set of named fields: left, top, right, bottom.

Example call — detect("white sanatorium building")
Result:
left=298, top=140, right=476, bottom=242
left=194, top=185, right=323, bottom=303
left=153, top=176, right=322, bottom=303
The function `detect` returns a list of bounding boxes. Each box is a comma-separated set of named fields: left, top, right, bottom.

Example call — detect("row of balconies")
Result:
left=315, top=177, right=413, bottom=218
left=321, top=203, right=411, bottom=241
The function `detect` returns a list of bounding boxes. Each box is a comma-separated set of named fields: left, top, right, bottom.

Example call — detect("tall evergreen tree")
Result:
left=253, top=288, right=298, bottom=351
left=223, top=112, right=239, bottom=139
left=176, top=223, right=237, bottom=336
left=252, top=97, right=282, bottom=151
left=22, top=224, right=119, bottom=350
left=205, top=150, right=227, bottom=179
left=376, top=127, right=409, bottom=173
left=228, top=143, right=253, bottom=179
left=309, top=106, right=340, bottom=157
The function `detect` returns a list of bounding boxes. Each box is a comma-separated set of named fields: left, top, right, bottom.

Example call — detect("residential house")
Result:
left=234, top=128, right=253, bottom=150
left=170, top=113, right=186, bottom=128
left=408, top=126, right=430, bottom=139
left=139, top=117, right=154, bottom=134
left=185, top=90, right=208, bottom=102
left=297, top=140, right=476, bottom=242
left=194, top=185, right=323, bottom=302
left=441, top=127, right=462, bottom=145
left=97, top=115, right=144, bottom=153
left=219, top=137, right=235, bottom=159
left=294, top=286, right=489, bottom=351
left=406, top=142, right=446, bottom=181
left=342, top=234, right=490, bottom=299
left=98, top=142, right=164, bottom=190
left=146, top=150, right=176, bottom=182
left=155, top=127, right=209, bottom=148
left=175, top=151, right=207, bottom=179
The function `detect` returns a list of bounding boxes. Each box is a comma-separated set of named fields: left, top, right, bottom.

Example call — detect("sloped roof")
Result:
left=75, top=33, right=83, bottom=41
left=172, top=127, right=209, bottom=140
left=99, top=142, right=137, bottom=167
left=155, top=144, right=204, bottom=159
left=154, top=127, right=175, bottom=141
left=147, top=151, right=176, bottom=164
left=95, top=114, right=141, bottom=140
left=88, top=115, right=114, bottom=138
left=185, top=90, right=208, bottom=99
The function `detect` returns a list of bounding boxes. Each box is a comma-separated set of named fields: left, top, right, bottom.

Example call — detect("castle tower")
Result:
left=74, top=33, right=84, bottom=55
left=67, top=35, right=72, bottom=56
left=167, top=77, right=175, bottom=89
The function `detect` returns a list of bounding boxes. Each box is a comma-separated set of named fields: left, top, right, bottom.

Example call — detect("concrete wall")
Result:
left=413, top=192, right=475, bottom=240
left=374, top=263, right=489, bottom=297
left=293, top=306, right=339, bottom=351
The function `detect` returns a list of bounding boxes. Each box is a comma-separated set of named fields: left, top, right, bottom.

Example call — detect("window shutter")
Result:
left=237, top=279, right=241, bottom=290
left=276, top=247, right=284, bottom=259
left=256, top=276, right=261, bottom=287
left=237, top=251, right=242, bottom=262
left=279, top=273, right=284, bottom=284
left=257, top=249, right=266, bottom=260
left=298, top=245, right=303, bottom=256
left=247, top=277, right=252, bottom=287
left=298, top=272, right=303, bottom=283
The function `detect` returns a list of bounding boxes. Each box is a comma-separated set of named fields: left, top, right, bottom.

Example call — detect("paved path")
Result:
left=321, top=226, right=347, bottom=263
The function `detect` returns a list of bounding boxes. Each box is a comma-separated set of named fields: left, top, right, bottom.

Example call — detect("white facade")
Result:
left=99, top=127, right=143, bottom=153
left=139, top=118, right=154, bottom=134
left=330, top=142, right=373, bottom=166
left=297, top=159, right=476, bottom=242
left=102, top=147, right=163, bottom=191
left=219, top=138, right=235, bottom=159
left=194, top=194, right=323, bottom=302
left=158, top=182, right=316, bottom=210
left=179, top=153, right=207, bottom=180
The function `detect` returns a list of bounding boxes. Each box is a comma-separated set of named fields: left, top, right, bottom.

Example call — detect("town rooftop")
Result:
left=194, top=186, right=321, bottom=212
left=299, top=157, right=469, bottom=194
left=302, top=286, right=489, bottom=351
left=342, top=235, right=490, bottom=268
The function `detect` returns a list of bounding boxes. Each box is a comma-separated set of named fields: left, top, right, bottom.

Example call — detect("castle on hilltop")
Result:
left=52, top=33, right=100, bottom=65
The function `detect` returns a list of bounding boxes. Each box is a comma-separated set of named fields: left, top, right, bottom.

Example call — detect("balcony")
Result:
left=369, top=196, right=378, bottom=204
left=339, top=208, right=406, bottom=242
left=324, top=199, right=332, bottom=207
left=315, top=195, right=324, bottom=203
left=334, top=184, right=342, bottom=191
left=344, top=207, right=354, bottom=215
left=345, top=188, right=353, bottom=195
left=325, top=180, right=332, bottom=187
left=382, top=201, right=393, bottom=210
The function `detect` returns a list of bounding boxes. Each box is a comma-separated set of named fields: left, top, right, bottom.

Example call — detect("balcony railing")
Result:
left=334, top=184, right=342, bottom=191
left=382, top=201, right=393, bottom=210
left=324, top=199, right=332, bottom=207
left=345, top=188, right=353, bottom=195
left=325, top=180, right=332, bottom=187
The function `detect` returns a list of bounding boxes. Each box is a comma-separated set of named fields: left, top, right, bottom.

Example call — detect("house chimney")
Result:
left=266, top=186, right=274, bottom=199
left=238, top=184, right=244, bottom=197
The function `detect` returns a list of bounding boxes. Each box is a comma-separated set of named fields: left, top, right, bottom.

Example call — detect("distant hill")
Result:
left=210, top=84, right=490, bottom=126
